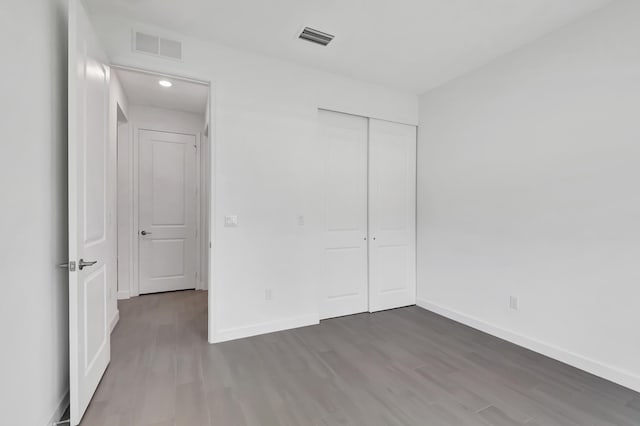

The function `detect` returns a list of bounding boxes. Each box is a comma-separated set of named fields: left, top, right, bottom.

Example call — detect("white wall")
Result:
left=129, top=104, right=205, bottom=133
left=418, top=0, right=640, bottom=392
left=91, top=14, right=418, bottom=342
left=109, top=70, right=129, bottom=324
left=0, top=0, right=70, bottom=424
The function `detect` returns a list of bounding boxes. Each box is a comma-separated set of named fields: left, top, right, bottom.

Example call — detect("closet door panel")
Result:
left=368, top=119, right=416, bottom=312
left=319, top=110, right=369, bottom=319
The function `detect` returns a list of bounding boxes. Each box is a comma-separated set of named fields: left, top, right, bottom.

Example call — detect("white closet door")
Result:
left=368, top=119, right=416, bottom=312
left=319, top=110, right=369, bottom=319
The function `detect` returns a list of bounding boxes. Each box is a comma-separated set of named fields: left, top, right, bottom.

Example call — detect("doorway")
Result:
left=113, top=67, right=211, bottom=298
left=67, top=2, right=213, bottom=423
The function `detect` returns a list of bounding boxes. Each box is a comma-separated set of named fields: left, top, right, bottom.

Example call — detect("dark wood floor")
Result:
left=80, top=290, right=640, bottom=425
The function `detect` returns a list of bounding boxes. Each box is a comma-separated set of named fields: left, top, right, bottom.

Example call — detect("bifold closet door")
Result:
left=368, top=119, right=417, bottom=312
left=319, top=110, right=369, bottom=320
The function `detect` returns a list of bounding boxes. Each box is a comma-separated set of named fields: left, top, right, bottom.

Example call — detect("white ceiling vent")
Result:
left=298, top=27, right=334, bottom=46
left=134, top=31, right=183, bottom=60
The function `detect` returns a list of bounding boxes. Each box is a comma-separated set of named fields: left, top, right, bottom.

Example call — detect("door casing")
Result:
left=110, top=65, right=215, bottom=343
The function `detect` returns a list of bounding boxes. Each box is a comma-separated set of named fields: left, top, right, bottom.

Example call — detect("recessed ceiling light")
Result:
left=158, top=79, right=172, bottom=88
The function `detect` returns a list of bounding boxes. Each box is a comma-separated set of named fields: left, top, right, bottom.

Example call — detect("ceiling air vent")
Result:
left=133, top=31, right=183, bottom=60
left=298, top=27, right=334, bottom=46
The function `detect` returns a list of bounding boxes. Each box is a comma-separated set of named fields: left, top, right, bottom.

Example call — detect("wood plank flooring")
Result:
left=80, top=290, right=640, bottom=425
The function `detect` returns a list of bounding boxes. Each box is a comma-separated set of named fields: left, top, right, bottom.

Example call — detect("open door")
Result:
left=68, top=0, right=111, bottom=423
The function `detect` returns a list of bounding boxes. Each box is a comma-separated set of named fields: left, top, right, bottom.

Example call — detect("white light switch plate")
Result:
left=224, top=215, right=238, bottom=227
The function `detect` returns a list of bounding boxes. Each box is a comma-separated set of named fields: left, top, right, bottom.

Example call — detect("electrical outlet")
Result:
left=265, top=288, right=273, bottom=301
left=297, top=215, right=305, bottom=226
left=509, top=296, right=519, bottom=310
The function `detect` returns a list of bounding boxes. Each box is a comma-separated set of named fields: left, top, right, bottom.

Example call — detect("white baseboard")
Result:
left=211, top=313, right=319, bottom=343
left=110, top=309, right=120, bottom=333
left=416, top=298, right=640, bottom=393
left=44, top=388, right=69, bottom=426
left=117, top=290, right=130, bottom=300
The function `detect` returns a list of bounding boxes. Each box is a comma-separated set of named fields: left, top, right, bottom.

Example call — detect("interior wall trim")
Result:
left=43, top=389, right=69, bottom=426
left=212, top=314, right=320, bottom=343
left=318, top=107, right=418, bottom=127
left=109, top=310, right=120, bottom=333
left=416, top=298, right=640, bottom=393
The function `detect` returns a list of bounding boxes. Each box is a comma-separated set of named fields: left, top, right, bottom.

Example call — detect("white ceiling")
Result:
left=115, top=68, right=208, bottom=114
left=92, top=0, right=613, bottom=94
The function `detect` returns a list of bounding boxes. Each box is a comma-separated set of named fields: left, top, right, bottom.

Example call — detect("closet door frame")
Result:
left=318, top=109, right=417, bottom=318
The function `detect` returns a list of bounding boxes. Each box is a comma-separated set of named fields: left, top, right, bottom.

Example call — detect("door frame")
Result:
left=115, top=103, right=130, bottom=304
left=318, top=108, right=418, bottom=315
left=111, top=65, right=215, bottom=335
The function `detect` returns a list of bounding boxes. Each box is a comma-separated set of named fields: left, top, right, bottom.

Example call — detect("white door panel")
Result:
left=68, top=0, right=111, bottom=423
left=139, top=130, right=197, bottom=294
left=319, top=110, right=368, bottom=320
left=368, top=119, right=417, bottom=312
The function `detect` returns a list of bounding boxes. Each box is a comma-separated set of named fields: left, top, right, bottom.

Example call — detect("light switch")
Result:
left=224, top=215, right=238, bottom=227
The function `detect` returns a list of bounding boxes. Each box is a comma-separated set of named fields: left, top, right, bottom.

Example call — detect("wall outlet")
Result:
left=297, top=215, right=305, bottom=226
left=509, top=296, right=519, bottom=310
left=265, top=288, right=273, bottom=301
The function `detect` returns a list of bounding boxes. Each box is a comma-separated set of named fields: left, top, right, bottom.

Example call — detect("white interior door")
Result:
left=68, top=0, right=111, bottom=424
left=139, top=130, right=197, bottom=294
left=319, top=110, right=369, bottom=319
left=368, top=119, right=417, bottom=312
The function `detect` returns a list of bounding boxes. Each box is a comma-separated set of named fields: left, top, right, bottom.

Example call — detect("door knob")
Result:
left=140, top=230, right=152, bottom=236
left=78, top=259, right=97, bottom=270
